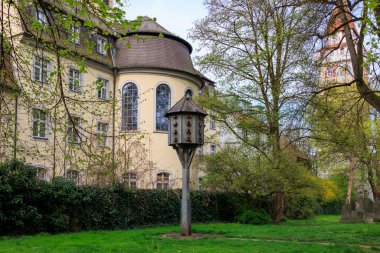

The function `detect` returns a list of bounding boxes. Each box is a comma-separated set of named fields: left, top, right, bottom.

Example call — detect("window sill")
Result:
left=153, top=131, right=168, bottom=134
left=32, top=136, right=49, bottom=141
left=69, top=89, right=82, bottom=94
left=97, top=97, right=110, bottom=101
left=67, top=142, right=81, bottom=146
left=119, top=130, right=141, bottom=134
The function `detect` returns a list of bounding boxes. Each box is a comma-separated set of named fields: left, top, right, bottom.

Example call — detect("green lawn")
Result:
left=1, top=216, right=380, bottom=253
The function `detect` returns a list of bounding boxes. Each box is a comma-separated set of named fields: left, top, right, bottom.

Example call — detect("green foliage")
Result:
left=285, top=194, right=319, bottom=220
left=203, top=146, right=329, bottom=220
left=237, top=209, right=272, bottom=225
left=0, top=160, right=241, bottom=236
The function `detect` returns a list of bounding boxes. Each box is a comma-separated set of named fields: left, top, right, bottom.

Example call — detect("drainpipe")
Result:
left=13, top=94, right=18, bottom=160
left=111, top=40, right=118, bottom=179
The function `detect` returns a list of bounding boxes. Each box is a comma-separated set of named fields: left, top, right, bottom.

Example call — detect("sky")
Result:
left=125, top=0, right=208, bottom=41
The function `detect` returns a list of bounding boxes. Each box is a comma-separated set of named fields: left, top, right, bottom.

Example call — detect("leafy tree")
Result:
left=202, top=145, right=324, bottom=219
left=191, top=0, right=325, bottom=222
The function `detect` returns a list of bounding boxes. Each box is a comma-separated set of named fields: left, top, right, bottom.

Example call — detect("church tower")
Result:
left=315, top=2, right=367, bottom=85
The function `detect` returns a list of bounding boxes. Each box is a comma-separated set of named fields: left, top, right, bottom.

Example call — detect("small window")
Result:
left=67, top=116, right=81, bottom=144
left=185, top=88, right=193, bottom=97
left=33, top=56, right=49, bottom=84
left=198, top=177, right=203, bottom=190
left=35, top=167, right=48, bottom=180
left=122, top=172, right=137, bottom=189
left=70, top=25, right=80, bottom=44
left=35, top=8, right=47, bottom=26
left=326, top=69, right=333, bottom=78
left=32, top=108, right=48, bottom=139
left=96, top=37, right=107, bottom=55
left=97, top=77, right=109, bottom=99
left=340, top=48, right=345, bottom=55
left=156, top=172, right=170, bottom=189
left=68, top=68, right=81, bottom=92
left=210, top=117, right=216, bottom=130
left=66, top=169, right=79, bottom=184
left=97, top=122, right=108, bottom=147
left=210, top=144, right=216, bottom=154
left=337, top=67, right=343, bottom=76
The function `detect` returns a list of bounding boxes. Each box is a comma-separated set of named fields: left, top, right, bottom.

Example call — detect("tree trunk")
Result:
left=345, top=160, right=356, bottom=210
left=367, top=165, right=380, bottom=201
left=273, top=192, right=284, bottom=223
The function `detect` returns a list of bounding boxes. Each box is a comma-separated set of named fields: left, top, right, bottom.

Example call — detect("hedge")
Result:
left=0, top=160, right=241, bottom=235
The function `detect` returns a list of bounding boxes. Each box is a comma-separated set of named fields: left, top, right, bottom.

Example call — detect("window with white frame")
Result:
left=35, top=8, right=47, bottom=26
left=96, top=121, right=108, bottom=147
left=97, top=77, right=109, bottom=99
left=33, top=56, right=49, bottom=84
left=210, top=144, right=216, bottom=154
left=68, top=68, right=81, bottom=92
left=210, top=117, right=216, bottom=130
left=70, top=25, right=80, bottom=44
left=122, top=172, right=137, bottom=189
left=96, top=36, right=107, bottom=55
left=66, top=169, right=79, bottom=184
left=32, top=108, right=48, bottom=139
left=67, top=116, right=81, bottom=144
left=35, top=166, right=48, bottom=180
left=156, top=172, right=170, bottom=189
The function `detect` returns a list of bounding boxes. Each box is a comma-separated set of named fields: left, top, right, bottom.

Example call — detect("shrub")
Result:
left=285, top=194, right=318, bottom=220
left=0, top=160, right=246, bottom=235
left=237, top=209, right=272, bottom=225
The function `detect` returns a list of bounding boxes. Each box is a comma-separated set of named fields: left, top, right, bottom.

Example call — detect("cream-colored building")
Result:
left=0, top=2, right=215, bottom=189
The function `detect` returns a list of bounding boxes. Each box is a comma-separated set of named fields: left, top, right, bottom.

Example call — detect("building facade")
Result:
left=0, top=1, right=215, bottom=189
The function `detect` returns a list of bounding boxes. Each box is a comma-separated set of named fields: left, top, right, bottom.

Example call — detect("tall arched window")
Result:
left=156, top=84, right=171, bottom=131
left=122, top=83, right=138, bottom=131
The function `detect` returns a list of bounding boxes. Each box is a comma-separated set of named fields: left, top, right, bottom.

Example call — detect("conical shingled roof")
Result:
left=165, top=94, right=208, bottom=116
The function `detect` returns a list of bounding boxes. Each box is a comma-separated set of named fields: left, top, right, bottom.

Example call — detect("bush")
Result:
left=0, top=160, right=244, bottom=235
left=285, top=195, right=319, bottom=220
left=237, top=209, right=272, bottom=225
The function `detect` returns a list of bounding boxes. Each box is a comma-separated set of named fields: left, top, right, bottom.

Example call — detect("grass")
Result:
left=0, top=216, right=379, bottom=253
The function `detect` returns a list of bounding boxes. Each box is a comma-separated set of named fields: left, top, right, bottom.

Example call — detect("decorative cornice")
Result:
left=117, top=67, right=203, bottom=88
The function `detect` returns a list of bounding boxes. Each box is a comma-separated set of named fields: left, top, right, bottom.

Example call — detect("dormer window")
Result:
left=70, top=25, right=80, bottom=44
left=96, top=37, right=107, bottom=55
left=35, top=8, right=47, bottom=26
